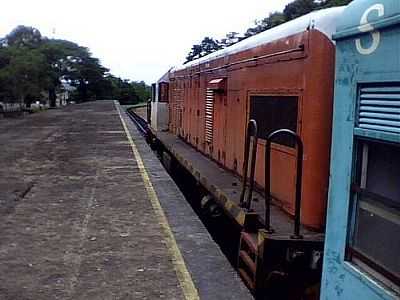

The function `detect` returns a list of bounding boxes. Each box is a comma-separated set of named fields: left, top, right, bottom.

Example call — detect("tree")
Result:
left=99, top=76, right=150, bottom=104
left=284, top=0, right=317, bottom=20
left=5, top=25, right=43, bottom=48
left=201, top=37, right=223, bottom=55
left=68, top=52, right=109, bottom=101
left=185, top=44, right=203, bottom=63
left=318, top=0, right=352, bottom=8
left=267, top=12, right=287, bottom=29
left=0, top=26, right=110, bottom=104
left=0, top=25, right=151, bottom=105
left=244, top=12, right=287, bottom=38
left=220, top=32, right=242, bottom=48
left=131, top=81, right=151, bottom=102
left=0, top=46, right=49, bottom=104
left=37, top=39, right=73, bottom=106
left=184, top=0, right=352, bottom=62
left=185, top=37, right=223, bottom=63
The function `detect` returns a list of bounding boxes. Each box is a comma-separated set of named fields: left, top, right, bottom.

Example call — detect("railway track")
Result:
left=126, top=107, right=148, bottom=136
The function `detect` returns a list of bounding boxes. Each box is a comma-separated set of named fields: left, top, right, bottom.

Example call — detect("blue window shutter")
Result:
left=358, top=86, right=400, bottom=134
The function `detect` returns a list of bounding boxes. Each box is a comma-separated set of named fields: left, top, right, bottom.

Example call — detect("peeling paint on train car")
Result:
left=321, top=0, right=400, bottom=299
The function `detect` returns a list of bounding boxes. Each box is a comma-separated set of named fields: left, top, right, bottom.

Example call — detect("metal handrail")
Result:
left=239, top=119, right=258, bottom=210
left=265, top=129, right=304, bottom=239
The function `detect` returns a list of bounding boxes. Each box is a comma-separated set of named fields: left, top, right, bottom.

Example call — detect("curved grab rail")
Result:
left=239, top=119, right=258, bottom=210
left=265, top=129, right=303, bottom=239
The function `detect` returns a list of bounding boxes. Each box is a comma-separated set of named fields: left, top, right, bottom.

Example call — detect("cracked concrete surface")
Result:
left=0, top=102, right=184, bottom=300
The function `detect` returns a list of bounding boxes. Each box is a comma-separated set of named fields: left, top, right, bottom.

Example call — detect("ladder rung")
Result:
left=239, top=250, right=256, bottom=275
left=238, top=267, right=255, bottom=291
left=241, top=232, right=258, bottom=255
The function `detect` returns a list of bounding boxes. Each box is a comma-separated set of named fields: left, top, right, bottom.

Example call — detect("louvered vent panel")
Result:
left=358, top=86, right=400, bottom=134
left=205, top=88, right=214, bottom=143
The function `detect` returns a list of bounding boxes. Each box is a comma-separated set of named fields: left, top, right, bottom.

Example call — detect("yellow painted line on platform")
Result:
left=116, top=103, right=200, bottom=300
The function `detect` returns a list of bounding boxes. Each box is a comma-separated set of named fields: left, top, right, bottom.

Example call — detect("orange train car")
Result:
left=165, top=7, right=344, bottom=230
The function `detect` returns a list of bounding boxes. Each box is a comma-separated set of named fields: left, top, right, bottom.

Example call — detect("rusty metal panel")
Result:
left=170, top=79, right=185, bottom=136
left=225, top=91, right=244, bottom=173
left=193, top=76, right=200, bottom=148
left=167, top=29, right=336, bottom=230
left=212, top=92, right=228, bottom=165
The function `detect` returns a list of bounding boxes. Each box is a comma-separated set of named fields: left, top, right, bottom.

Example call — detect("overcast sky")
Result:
left=1, top=0, right=293, bottom=84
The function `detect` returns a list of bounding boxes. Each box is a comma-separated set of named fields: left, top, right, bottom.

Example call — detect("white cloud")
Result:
left=0, top=0, right=293, bottom=83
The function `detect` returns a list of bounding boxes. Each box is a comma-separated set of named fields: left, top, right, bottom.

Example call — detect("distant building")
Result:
left=56, top=83, right=76, bottom=107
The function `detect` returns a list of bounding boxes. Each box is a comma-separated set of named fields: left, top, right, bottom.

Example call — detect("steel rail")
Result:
left=126, top=108, right=148, bottom=136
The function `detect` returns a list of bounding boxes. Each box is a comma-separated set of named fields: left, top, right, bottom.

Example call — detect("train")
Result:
left=145, top=0, right=399, bottom=299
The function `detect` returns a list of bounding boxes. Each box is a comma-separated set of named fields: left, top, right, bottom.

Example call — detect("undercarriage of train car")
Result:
left=147, top=119, right=325, bottom=300
left=236, top=124, right=324, bottom=299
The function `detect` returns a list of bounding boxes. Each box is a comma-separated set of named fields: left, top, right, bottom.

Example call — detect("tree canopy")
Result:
left=0, top=25, right=150, bottom=106
left=184, top=0, right=352, bottom=63
left=185, top=37, right=223, bottom=63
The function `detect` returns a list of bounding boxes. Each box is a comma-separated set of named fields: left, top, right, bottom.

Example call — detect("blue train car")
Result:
left=321, top=0, right=400, bottom=299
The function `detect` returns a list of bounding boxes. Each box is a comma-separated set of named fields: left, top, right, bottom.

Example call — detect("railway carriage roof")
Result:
left=334, top=0, right=400, bottom=40
left=157, top=69, right=171, bottom=83
left=172, top=6, right=344, bottom=72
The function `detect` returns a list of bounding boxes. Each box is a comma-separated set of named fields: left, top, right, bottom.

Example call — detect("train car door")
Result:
left=175, top=79, right=185, bottom=137
left=248, top=93, right=299, bottom=214
left=226, top=90, right=244, bottom=174
left=192, top=75, right=201, bottom=149
left=207, top=78, right=227, bottom=165
left=182, top=78, right=190, bottom=140
left=187, top=77, right=196, bottom=146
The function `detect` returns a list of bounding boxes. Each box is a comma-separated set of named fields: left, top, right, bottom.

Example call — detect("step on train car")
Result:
left=147, top=1, right=399, bottom=299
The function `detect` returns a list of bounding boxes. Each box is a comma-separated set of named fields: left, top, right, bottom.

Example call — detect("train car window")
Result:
left=159, top=82, right=169, bottom=103
left=151, top=83, right=156, bottom=102
left=348, top=140, right=400, bottom=289
left=249, top=95, right=298, bottom=147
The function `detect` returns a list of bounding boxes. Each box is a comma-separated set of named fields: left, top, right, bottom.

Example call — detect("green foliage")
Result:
left=0, top=25, right=151, bottom=105
left=131, top=81, right=151, bottom=103
left=284, top=0, right=316, bottom=20
left=220, top=32, right=242, bottom=47
left=185, top=37, right=223, bottom=63
left=318, top=0, right=352, bottom=8
left=89, top=75, right=150, bottom=105
left=184, top=0, right=352, bottom=63
left=5, top=25, right=42, bottom=48
left=244, top=12, right=287, bottom=37
left=244, top=0, right=352, bottom=39
left=0, top=46, right=48, bottom=103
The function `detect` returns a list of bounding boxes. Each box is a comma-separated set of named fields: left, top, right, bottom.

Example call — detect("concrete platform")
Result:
left=0, top=101, right=251, bottom=300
